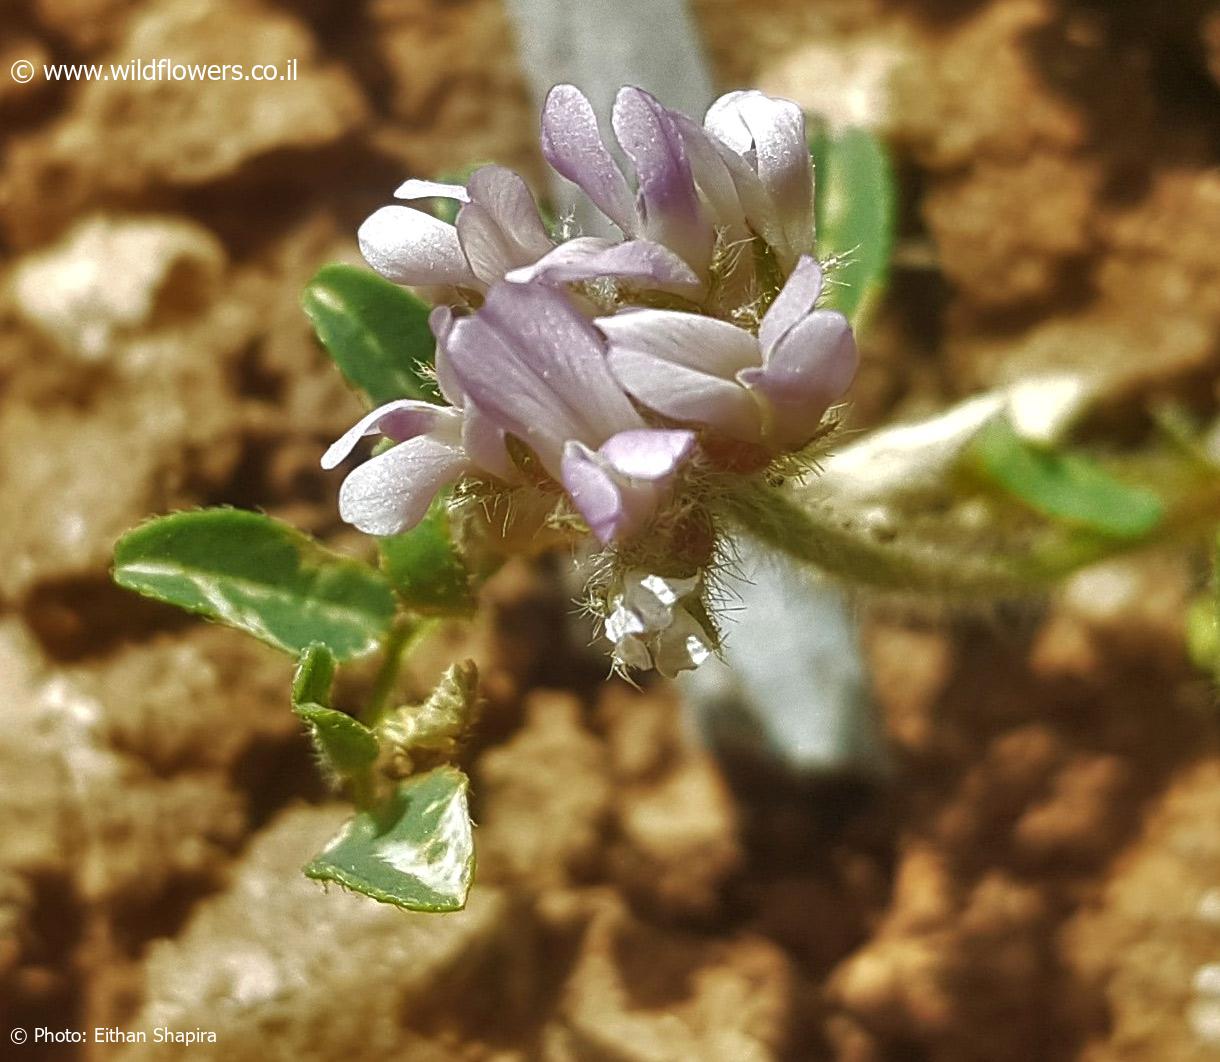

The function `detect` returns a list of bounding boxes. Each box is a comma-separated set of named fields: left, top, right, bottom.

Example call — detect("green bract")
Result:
left=113, top=509, right=396, bottom=660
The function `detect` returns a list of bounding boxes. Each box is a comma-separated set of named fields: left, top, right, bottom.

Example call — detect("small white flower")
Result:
left=604, top=571, right=714, bottom=677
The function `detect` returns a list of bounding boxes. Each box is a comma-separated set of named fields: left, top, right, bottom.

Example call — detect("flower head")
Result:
left=325, top=82, right=861, bottom=675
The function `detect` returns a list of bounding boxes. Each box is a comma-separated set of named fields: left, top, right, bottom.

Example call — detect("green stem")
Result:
left=362, top=617, right=418, bottom=726
left=721, top=480, right=1068, bottom=597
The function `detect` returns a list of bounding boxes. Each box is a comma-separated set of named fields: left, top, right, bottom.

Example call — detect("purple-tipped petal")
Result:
left=740, top=309, right=857, bottom=450
left=358, top=206, right=479, bottom=289
left=541, top=84, right=638, bottom=235
left=337, top=434, right=469, bottom=536
left=322, top=401, right=460, bottom=470
left=561, top=441, right=665, bottom=544
left=669, top=112, right=751, bottom=243
left=561, top=441, right=627, bottom=544
left=394, top=179, right=471, bottom=203
left=446, top=283, right=644, bottom=474
left=466, top=165, right=554, bottom=261
left=758, top=255, right=825, bottom=355
left=506, top=237, right=701, bottom=293
left=613, top=87, right=713, bottom=274
left=598, top=428, right=695, bottom=481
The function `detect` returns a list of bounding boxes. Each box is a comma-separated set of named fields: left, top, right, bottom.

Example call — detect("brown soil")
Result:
left=2, top=0, right=1220, bottom=1059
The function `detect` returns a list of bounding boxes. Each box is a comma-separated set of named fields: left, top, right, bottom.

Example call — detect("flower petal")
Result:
left=612, top=87, right=712, bottom=273
left=758, top=255, right=825, bottom=355
left=446, top=283, right=644, bottom=474
left=705, top=92, right=814, bottom=267
left=428, top=305, right=464, bottom=408
left=561, top=441, right=659, bottom=544
left=740, top=309, right=857, bottom=450
left=358, top=205, right=479, bottom=288
left=541, top=85, right=638, bottom=235
left=394, top=179, right=471, bottom=203
left=598, top=429, right=695, bottom=481
left=455, top=203, right=521, bottom=286
left=466, top=165, right=554, bottom=261
left=338, top=434, right=469, bottom=536
left=601, top=310, right=764, bottom=441
left=597, top=308, right=759, bottom=376
left=506, top=237, right=701, bottom=293
left=322, top=401, right=459, bottom=470
left=652, top=609, right=714, bottom=677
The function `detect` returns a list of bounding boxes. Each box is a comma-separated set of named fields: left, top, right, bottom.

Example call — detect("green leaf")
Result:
left=305, top=766, right=474, bottom=912
left=302, top=263, right=440, bottom=406
left=378, top=492, right=474, bottom=614
left=969, top=418, right=1165, bottom=540
left=808, top=123, right=896, bottom=326
left=290, top=644, right=379, bottom=776
left=113, top=509, right=396, bottom=660
left=292, top=643, right=337, bottom=706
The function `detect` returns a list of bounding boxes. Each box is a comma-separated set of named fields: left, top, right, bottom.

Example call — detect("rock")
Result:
left=9, top=213, right=226, bottom=362
left=2, top=0, right=368, bottom=246
left=117, top=806, right=522, bottom=1061
left=475, top=691, right=612, bottom=889
left=1066, top=759, right=1220, bottom=1061
left=599, top=685, right=742, bottom=920
left=543, top=896, right=793, bottom=1062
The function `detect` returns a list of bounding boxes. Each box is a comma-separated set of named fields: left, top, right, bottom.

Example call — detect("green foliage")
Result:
left=969, top=418, right=1164, bottom=540
left=302, top=263, right=440, bottom=406
left=113, top=509, right=396, bottom=660
left=292, top=642, right=337, bottom=706
left=291, top=644, right=379, bottom=777
left=305, top=766, right=475, bottom=912
left=378, top=492, right=474, bottom=615
left=808, top=123, right=896, bottom=326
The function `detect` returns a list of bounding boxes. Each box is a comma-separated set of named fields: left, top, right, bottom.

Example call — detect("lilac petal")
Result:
left=321, top=401, right=459, bottom=470
left=358, top=206, right=479, bottom=289
left=455, top=203, right=521, bottom=285
left=597, top=308, right=759, bottom=376
left=704, top=91, right=755, bottom=155
left=608, top=344, right=763, bottom=443
left=600, top=309, right=764, bottom=440
left=466, top=165, right=554, bottom=261
left=706, top=92, right=813, bottom=264
left=758, top=255, right=825, bottom=355
left=598, top=429, right=695, bottom=481
left=612, top=87, right=712, bottom=274
left=446, top=283, right=644, bottom=474
left=506, top=237, right=701, bottom=293
left=561, top=441, right=626, bottom=544
left=561, top=441, right=661, bottom=545
left=428, top=306, right=464, bottom=408
left=670, top=113, right=751, bottom=243
left=541, top=84, right=638, bottom=235
left=461, top=402, right=518, bottom=483
left=338, top=434, right=469, bottom=536
left=740, top=310, right=858, bottom=450
left=394, top=179, right=471, bottom=203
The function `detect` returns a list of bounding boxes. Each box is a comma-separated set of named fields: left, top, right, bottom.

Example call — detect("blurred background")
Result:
left=3, top=0, right=1220, bottom=1058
